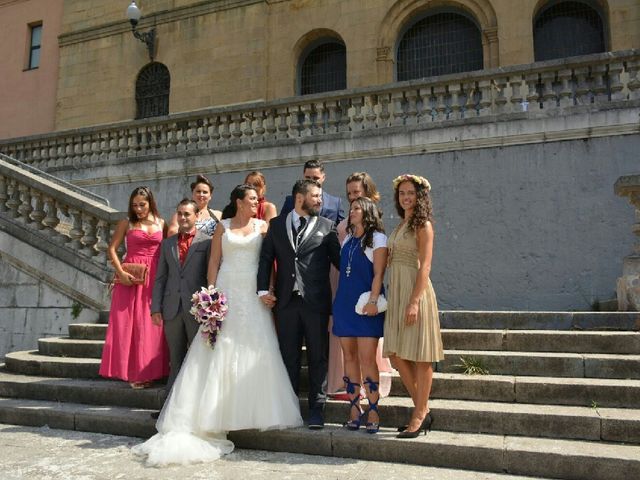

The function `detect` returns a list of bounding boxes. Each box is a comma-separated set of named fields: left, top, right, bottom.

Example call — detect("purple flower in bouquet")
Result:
left=190, top=285, right=228, bottom=349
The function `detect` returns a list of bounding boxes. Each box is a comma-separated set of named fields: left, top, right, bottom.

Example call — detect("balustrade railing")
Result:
left=0, top=153, right=123, bottom=266
left=1, top=50, right=638, bottom=170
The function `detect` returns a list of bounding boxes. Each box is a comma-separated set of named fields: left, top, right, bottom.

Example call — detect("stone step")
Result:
left=441, top=330, right=640, bottom=354
left=68, top=323, right=107, bottom=340
left=0, top=369, right=637, bottom=443
left=439, top=312, right=640, bottom=331
left=48, top=329, right=640, bottom=358
left=38, top=337, right=104, bottom=358
left=5, top=351, right=101, bottom=378
left=439, top=350, right=640, bottom=379
left=0, top=397, right=638, bottom=480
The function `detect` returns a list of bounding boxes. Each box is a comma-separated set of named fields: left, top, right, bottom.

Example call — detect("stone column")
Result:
left=615, top=174, right=640, bottom=311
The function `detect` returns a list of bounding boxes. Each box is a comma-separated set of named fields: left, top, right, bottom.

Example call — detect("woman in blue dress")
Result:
left=332, top=196, right=388, bottom=433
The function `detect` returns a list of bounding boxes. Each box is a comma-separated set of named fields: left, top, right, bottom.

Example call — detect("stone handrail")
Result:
left=614, top=174, right=640, bottom=311
left=1, top=50, right=638, bottom=169
left=0, top=154, right=124, bottom=269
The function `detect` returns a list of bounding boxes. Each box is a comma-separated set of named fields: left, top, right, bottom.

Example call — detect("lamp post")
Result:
left=126, top=1, right=156, bottom=61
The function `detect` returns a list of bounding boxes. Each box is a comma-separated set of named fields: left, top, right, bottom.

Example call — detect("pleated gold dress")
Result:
left=383, top=222, right=444, bottom=363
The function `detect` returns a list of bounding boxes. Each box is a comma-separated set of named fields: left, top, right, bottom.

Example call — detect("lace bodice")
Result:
left=217, top=219, right=265, bottom=279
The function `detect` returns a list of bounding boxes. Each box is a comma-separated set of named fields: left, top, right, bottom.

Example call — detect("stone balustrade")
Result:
left=1, top=50, right=638, bottom=170
left=615, top=174, right=640, bottom=311
left=0, top=154, right=123, bottom=268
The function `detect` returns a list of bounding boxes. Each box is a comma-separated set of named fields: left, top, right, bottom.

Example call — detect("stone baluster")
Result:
left=289, top=107, right=303, bottom=137
left=39, top=141, right=49, bottom=169
left=42, top=196, right=61, bottom=238
left=405, top=90, right=419, bottom=125
left=627, top=58, right=640, bottom=100
left=449, top=83, right=463, bottom=120
left=326, top=101, right=339, bottom=133
left=264, top=110, right=277, bottom=140
left=94, top=220, right=110, bottom=264
left=68, top=208, right=85, bottom=250
left=82, top=214, right=99, bottom=256
left=177, top=123, right=189, bottom=151
left=45, top=140, right=56, bottom=168
left=81, top=134, right=92, bottom=162
left=168, top=123, right=181, bottom=152
left=30, top=189, right=46, bottom=229
left=351, top=97, right=365, bottom=130
left=525, top=73, right=542, bottom=111
left=492, top=78, right=508, bottom=114
left=0, top=176, right=7, bottom=212
left=364, top=95, right=377, bottom=130
left=591, top=63, right=608, bottom=103
left=477, top=79, right=493, bottom=116
left=509, top=75, right=525, bottom=113
left=57, top=204, right=73, bottom=245
left=573, top=66, right=592, bottom=105
left=116, top=129, right=128, bottom=157
left=198, top=118, right=211, bottom=148
left=219, top=115, right=232, bottom=145
left=377, top=93, right=391, bottom=128
left=314, top=102, right=327, bottom=134
left=540, top=71, right=558, bottom=110
left=300, top=104, right=314, bottom=136
left=253, top=111, right=266, bottom=141
left=6, top=179, right=20, bottom=218
left=432, top=85, right=447, bottom=122
left=464, top=82, right=478, bottom=117
left=391, top=91, right=405, bottom=126
left=102, top=131, right=114, bottom=160
left=608, top=61, right=625, bottom=101
left=557, top=68, right=574, bottom=108
left=241, top=113, right=255, bottom=144
left=157, top=124, right=169, bottom=152
left=208, top=116, right=220, bottom=146
left=277, top=108, right=290, bottom=139
left=17, top=183, right=33, bottom=224
left=73, top=136, right=83, bottom=163
left=230, top=113, right=243, bottom=144
left=186, top=120, right=199, bottom=150
left=128, top=128, right=139, bottom=157
left=338, top=99, right=351, bottom=132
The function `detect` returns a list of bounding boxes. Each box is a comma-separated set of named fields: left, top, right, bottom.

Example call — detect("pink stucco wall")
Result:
left=0, top=0, right=63, bottom=140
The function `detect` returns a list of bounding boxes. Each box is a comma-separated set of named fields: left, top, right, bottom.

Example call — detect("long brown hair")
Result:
left=348, top=197, right=384, bottom=250
left=394, top=178, right=433, bottom=231
left=345, top=172, right=381, bottom=203
left=127, top=186, right=160, bottom=224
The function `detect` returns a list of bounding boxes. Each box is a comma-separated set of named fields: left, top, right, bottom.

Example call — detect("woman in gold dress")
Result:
left=384, top=174, right=444, bottom=438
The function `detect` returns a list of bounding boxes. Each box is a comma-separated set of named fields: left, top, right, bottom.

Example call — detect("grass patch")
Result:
left=455, top=356, right=490, bottom=375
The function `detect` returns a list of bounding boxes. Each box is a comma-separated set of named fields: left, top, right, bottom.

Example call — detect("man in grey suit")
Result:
left=151, top=199, right=211, bottom=391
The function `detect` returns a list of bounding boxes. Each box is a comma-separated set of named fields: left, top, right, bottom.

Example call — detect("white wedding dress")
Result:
left=133, top=219, right=303, bottom=466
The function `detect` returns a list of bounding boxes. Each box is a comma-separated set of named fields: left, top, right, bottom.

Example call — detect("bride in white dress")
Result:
left=133, top=184, right=303, bottom=466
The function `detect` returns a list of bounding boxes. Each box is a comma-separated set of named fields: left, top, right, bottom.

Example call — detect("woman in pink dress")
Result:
left=99, top=186, right=170, bottom=388
left=328, top=172, right=394, bottom=399
left=244, top=171, right=277, bottom=222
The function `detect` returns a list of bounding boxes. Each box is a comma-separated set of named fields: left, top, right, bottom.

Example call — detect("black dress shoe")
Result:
left=150, top=411, right=160, bottom=419
left=308, top=410, right=325, bottom=430
left=396, top=412, right=433, bottom=439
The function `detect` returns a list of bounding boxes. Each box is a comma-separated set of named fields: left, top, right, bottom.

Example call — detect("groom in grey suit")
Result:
left=151, top=199, right=211, bottom=390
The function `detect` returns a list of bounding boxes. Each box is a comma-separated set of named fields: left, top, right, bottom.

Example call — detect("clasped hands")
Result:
left=259, top=292, right=277, bottom=308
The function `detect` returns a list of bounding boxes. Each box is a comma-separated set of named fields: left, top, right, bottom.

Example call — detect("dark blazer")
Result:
left=258, top=212, right=340, bottom=314
left=280, top=190, right=344, bottom=227
left=151, top=230, right=211, bottom=319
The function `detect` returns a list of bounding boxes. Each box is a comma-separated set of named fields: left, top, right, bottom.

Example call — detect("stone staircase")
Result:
left=1, top=311, right=639, bottom=479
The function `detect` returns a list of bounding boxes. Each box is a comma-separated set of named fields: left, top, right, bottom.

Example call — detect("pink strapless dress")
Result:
left=100, top=229, right=169, bottom=382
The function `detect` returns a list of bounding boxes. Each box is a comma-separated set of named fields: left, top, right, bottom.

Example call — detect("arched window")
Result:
left=534, top=1, right=605, bottom=61
left=135, top=62, right=170, bottom=119
left=298, top=40, right=346, bottom=95
left=396, top=11, right=483, bottom=81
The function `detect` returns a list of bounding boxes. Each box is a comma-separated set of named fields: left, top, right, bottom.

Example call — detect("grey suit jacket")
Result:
left=151, top=230, right=211, bottom=320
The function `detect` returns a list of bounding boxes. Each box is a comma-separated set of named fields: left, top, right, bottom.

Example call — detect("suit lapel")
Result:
left=285, top=212, right=296, bottom=251
left=168, top=236, right=180, bottom=269
left=298, top=216, right=319, bottom=250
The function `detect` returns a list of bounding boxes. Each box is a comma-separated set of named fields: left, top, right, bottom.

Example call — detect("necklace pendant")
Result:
left=345, top=266, right=351, bottom=277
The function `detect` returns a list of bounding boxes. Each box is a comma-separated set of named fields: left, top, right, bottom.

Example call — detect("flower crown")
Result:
left=392, top=174, right=431, bottom=191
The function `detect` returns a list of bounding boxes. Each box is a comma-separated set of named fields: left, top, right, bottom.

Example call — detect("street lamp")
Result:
left=126, top=1, right=156, bottom=61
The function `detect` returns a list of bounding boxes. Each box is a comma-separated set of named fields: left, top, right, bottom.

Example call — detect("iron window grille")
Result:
left=299, top=41, right=347, bottom=95
left=534, top=1, right=605, bottom=61
left=135, top=62, right=170, bottom=119
left=396, top=11, right=483, bottom=81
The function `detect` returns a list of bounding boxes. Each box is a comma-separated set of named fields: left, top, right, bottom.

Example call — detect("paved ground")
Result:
left=0, top=423, right=541, bottom=480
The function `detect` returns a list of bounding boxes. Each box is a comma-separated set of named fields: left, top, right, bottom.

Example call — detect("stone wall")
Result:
left=67, top=132, right=637, bottom=312
left=0, top=260, right=98, bottom=360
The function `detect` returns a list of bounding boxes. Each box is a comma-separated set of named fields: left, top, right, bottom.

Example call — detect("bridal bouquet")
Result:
left=190, top=285, right=228, bottom=349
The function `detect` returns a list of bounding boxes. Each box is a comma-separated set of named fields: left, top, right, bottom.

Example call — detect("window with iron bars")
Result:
left=135, top=62, right=170, bottom=119
left=299, top=41, right=347, bottom=95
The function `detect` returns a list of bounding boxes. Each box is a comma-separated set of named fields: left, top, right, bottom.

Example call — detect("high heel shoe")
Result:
left=396, top=412, right=433, bottom=439
left=343, top=376, right=364, bottom=430
left=363, top=377, right=380, bottom=434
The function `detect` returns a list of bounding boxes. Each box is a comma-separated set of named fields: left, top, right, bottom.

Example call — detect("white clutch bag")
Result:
left=355, top=292, right=387, bottom=315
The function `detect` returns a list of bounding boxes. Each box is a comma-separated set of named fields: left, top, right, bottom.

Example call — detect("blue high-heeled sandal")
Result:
left=363, top=377, right=380, bottom=434
left=343, top=376, right=364, bottom=430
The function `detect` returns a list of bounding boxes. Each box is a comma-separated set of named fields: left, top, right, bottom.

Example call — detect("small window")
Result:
left=135, top=62, right=170, bottom=119
left=28, top=24, right=42, bottom=70
left=299, top=41, right=347, bottom=95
